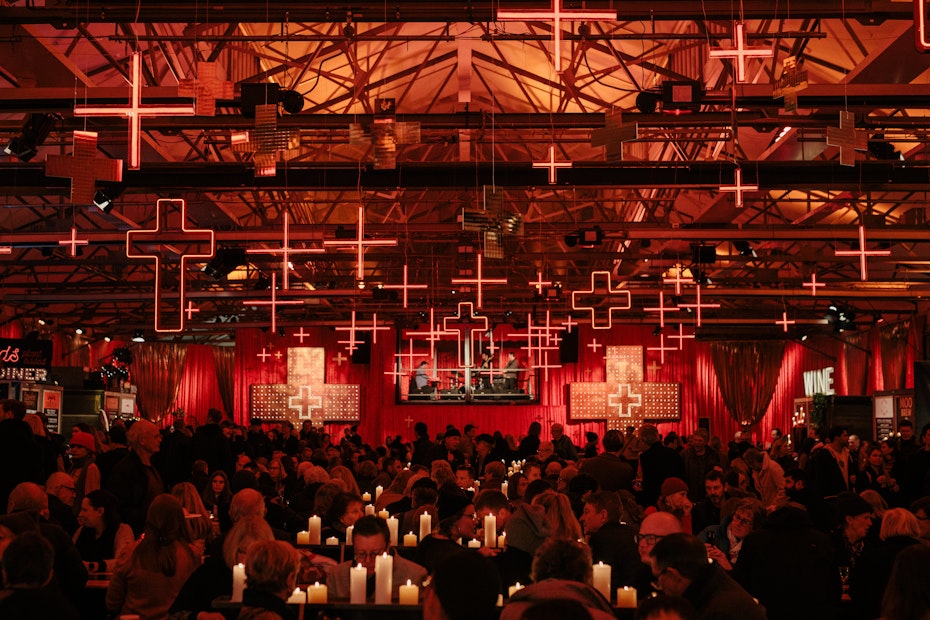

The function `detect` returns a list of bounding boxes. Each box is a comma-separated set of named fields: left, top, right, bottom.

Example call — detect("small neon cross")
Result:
left=571, top=271, right=632, bottom=330
left=647, top=332, right=678, bottom=364
left=323, top=205, right=398, bottom=280
left=241, top=272, right=302, bottom=333
left=294, top=327, right=311, bottom=344
left=257, top=347, right=272, bottom=363
left=532, top=145, right=572, bottom=184
left=835, top=225, right=891, bottom=281
left=802, top=273, right=826, bottom=296
left=720, top=167, right=759, bottom=209
left=776, top=311, right=796, bottom=333
left=644, top=292, right=679, bottom=328
left=647, top=361, right=662, bottom=376
left=185, top=300, right=200, bottom=321
left=247, top=212, right=324, bottom=290
left=58, top=227, right=89, bottom=257
left=332, top=351, right=348, bottom=366
left=678, top=284, right=720, bottom=328
left=709, top=22, right=773, bottom=83
left=587, top=338, right=603, bottom=353
left=451, top=252, right=508, bottom=309
left=407, top=308, right=447, bottom=360
left=530, top=271, right=553, bottom=294
left=45, top=130, right=123, bottom=205
left=669, top=324, right=695, bottom=350
left=383, top=263, right=428, bottom=308
left=561, top=315, right=578, bottom=333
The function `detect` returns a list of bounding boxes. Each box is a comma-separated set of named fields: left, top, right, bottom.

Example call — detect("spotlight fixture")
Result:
left=93, top=190, right=114, bottom=214
left=825, top=303, right=856, bottom=333
left=132, top=330, right=145, bottom=343
left=3, top=112, right=59, bottom=162
left=202, top=247, right=247, bottom=280
left=733, top=240, right=757, bottom=258
left=104, top=336, right=112, bottom=343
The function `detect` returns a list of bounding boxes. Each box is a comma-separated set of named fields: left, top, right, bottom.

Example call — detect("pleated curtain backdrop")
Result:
left=709, top=340, right=786, bottom=428
left=212, top=345, right=236, bottom=420
left=880, top=320, right=911, bottom=391
left=842, top=331, right=870, bottom=395
left=131, top=342, right=188, bottom=423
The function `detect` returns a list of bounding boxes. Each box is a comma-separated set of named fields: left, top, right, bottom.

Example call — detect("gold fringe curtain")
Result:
left=709, top=340, right=786, bottom=428
left=880, top=320, right=911, bottom=391
left=132, top=343, right=188, bottom=423
left=212, top=345, right=236, bottom=420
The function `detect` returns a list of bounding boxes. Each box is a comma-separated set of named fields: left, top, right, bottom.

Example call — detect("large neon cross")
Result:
left=720, top=167, right=759, bottom=209
left=709, top=22, right=773, bottom=83
left=442, top=301, right=489, bottom=368
left=126, top=198, right=215, bottom=333
left=45, top=131, right=123, bottom=205
left=497, top=0, right=616, bottom=73
left=74, top=53, right=195, bottom=170
left=532, top=144, right=572, bottom=184
left=383, top=263, right=428, bottom=308
left=678, top=284, right=720, bottom=328
left=241, top=272, right=303, bottom=333
left=178, top=61, right=234, bottom=117
left=451, top=252, right=508, bottom=308
left=644, top=292, right=679, bottom=328
left=826, top=111, right=867, bottom=167
left=246, top=212, right=324, bottom=290
left=323, top=205, right=398, bottom=280
left=231, top=104, right=300, bottom=177
left=590, top=109, right=638, bottom=162
left=571, top=271, right=632, bottom=330
left=835, top=225, right=890, bottom=281
left=58, top=227, right=89, bottom=257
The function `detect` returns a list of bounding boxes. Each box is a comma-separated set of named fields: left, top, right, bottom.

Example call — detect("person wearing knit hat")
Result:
left=653, top=477, right=693, bottom=534
left=67, top=430, right=101, bottom=518
left=833, top=491, right=875, bottom=569
left=414, top=491, right=478, bottom=574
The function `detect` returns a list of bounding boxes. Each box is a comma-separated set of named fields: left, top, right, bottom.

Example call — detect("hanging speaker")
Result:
left=351, top=333, right=371, bottom=364
left=559, top=329, right=579, bottom=363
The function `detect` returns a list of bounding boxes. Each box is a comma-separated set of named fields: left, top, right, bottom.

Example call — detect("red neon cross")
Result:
left=663, top=269, right=690, bottom=295
left=590, top=109, right=638, bottom=162
left=529, top=271, right=553, bottom=294
left=178, top=61, right=234, bottom=117
left=336, top=311, right=363, bottom=354
left=332, top=351, right=348, bottom=366
left=644, top=292, right=679, bottom=328
left=289, top=385, right=324, bottom=424
left=257, top=347, right=272, bottom=363
left=231, top=104, right=300, bottom=177
left=58, top=227, right=89, bottom=257
left=802, top=272, right=826, bottom=296
left=74, top=53, right=195, bottom=170
left=126, top=198, right=215, bottom=333
left=323, top=205, right=398, bottom=281
left=407, top=308, right=448, bottom=360
left=561, top=315, right=578, bottom=333
left=571, top=270, right=632, bottom=330
left=241, top=272, right=303, bottom=333
left=835, top=225, right=891, bottom=281
left=442, top=302, right=489, bottom=368
left=647, top=332, right=678, bottom=364
left=776, top=311, right=796, bottom=333
left=45, top=131, right=123, bottom=205
left=247, top=212, right=324, bottom=290
left=295, top=327, right=311, bottom=343
left=719, top=167, right=759, bottom=209
left=451, top=252, right=508, bottom=309
left=678, top=284, right=720, bottom=328
left=587, top=338, right=603, bottom=353
left=669, top=324, right=695, bottom=350
left=826, top=111, right=867, bottom=167
left=709, top=22, right=773, bottom=83
left=532, top=144, right=572, bottom=184
left=383, top=263, right=428, bottom=308
left=185, top=300, right=200, bottom=321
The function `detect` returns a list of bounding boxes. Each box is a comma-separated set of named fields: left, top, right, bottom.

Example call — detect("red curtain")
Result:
left=880, top=320, right=911, bottom=391
left=173, top=344, right=226, bottom=424
left=131, top=342, right=188, bottom=423
left=842, top=331, right=870, bottom=395
left=709, top=341, right=786, bottom=428
left=213, top=346, right=236, bottom=420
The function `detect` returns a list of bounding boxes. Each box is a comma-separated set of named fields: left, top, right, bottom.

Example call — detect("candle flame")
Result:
left=406, top=579, right=412, bottom=586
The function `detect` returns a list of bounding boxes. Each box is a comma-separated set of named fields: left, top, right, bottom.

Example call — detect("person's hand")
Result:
left=476, top=546, right=500, bottom=558
left=705, top=545, right=732, bottom=570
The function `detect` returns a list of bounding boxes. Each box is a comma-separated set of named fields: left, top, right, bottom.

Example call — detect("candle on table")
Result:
left=483, top=514, right=497, bottom=548
left=231, top=563, right=245, bottom=602
left=375, top=485, right=384, bottom=500
left=497, top=532, right=506, bottom=548
left=398, top=579, right=419, bottom=605
left=592, top=562, right=611, bottom=600
left=365, top=504, right=375, bottom=516
left=307, top=582, right=328, bottom=604
left=325, top=536, right=339, bottom=546
left=387, top=516, right=399, bottom=546
left=374, top=553, right=393, bottom=604
left=286, top=587, right=305, bottom=604
left=296, top=530, right=310, bottom=545
left=308, top=515, right=321, bottom=545
left=467, top=539, right=481, bottom=548
left=496, top=594, right=504, bottom=607
left=508, top=582, right=524, bottom=598
left=378, top=509, right=390, bottom=520
left=501, top=481, right=509, bottom=498
left=361, top=492, right=372, bottom=502
left=403, top=532, right=417, bottom=547
left=346, top=525, right=354, bottom=546
left=419, top=513, right=431, bottom=540
left=350, top=563, right=367, bottom=604
left=616, top=586, right=637, bottom=608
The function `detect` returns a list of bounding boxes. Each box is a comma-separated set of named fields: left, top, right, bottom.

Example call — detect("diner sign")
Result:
left=803, top=366, right=835, bottom=397
left=0, top=338, right=52, bottom=382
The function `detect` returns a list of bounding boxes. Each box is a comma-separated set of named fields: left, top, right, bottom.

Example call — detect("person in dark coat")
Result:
left=105, top=419, right=165, bottom=536
left=639, top=425, right=685, bottom=508
left=518, top=421, right=542, bottom=460
left=189, top=408, right=233, bottom=476
left=411, top=422, right=444, bottom=467
left=808, top=426, right=856, bottom=498
left=0, top=531, right=80, bottom=620
left=580, top=490, right=639, bottom=591
left=0, top=399, right=42, bottom=512
left=245, top=418, right=273, bottom=462
left=578, top=429, right=634, bottom=492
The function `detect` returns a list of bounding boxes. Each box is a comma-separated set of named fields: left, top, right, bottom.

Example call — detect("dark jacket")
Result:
left=578, top=452, right=634, bottom=492
left=848, top=535, right=921, bottom=620
left=0, top=418, right=41, bottom=511
left=190, top=423, right=233, bottom=476
left=169, top=554, right=237, bottom=620
left=105, top=450, right=165, bottom=536
left=237, top=589, right=295, bottom=620
left=588, top=521, right=640, bottom=591
left=0, top=585, right=80, bottom=620
left=639, top=442, right=685, bottom=508
left=683, top=562, right=766, bottom=620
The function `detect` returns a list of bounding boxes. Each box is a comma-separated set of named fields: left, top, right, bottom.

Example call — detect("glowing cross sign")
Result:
left=289, top=385, right=324, bottom=422
left=74, top=53, right=195, bottom=170
left=497, top=0, right=616, bottom=73
left=323, top=205, right=398, bottom=280
left=530, top=271, right=553, bottom=294
left=294, top=327, right=311, bottom=344
left=587, top=338, right=603, bottom=353
left=590, top=108, right=638, bottom=162
left=803, top=272, right=825, bottom=296
left=442, top=301, right=489, bottom=368
left=383, top=263, right=428, bottom=308
left=669, top=324, right=695, bottom=350
left=45, top=131, right=123, bottom=205
left=247, top=212, right=324, bottom=290
left=185, top=300, right=200, bottom=321
left=231, top=104, right=300, bottom=177
left=532, top=144, right=571, bottom=184
left=58, top=227, right=89, bottom=257
left=647, top=361, right=662, bottom=376
left=561, top=315, right=578, bottom=333
left=644, top=292, right=679, bottom=328
left=332, top=351, right=347, bottom=366
left=571, top=271, right=632, bottom=330
left=663, top=268, right=690, bottom=295
left=126, top=198, right=216, bottom=333
left=678, top=284, right=720, bottom=328
left=608, top=384, right=643, bottom=420
left=835, top=225, right=891, bottom=281
left=826, top=111, right=867, bottom=167
left=720, top=167, right=759, bottom=209
left=646, top=332, right=678, bottom=364
left=336, top=311, right=390, bottom=354
left=451, top=252, right=508, bottom=308
left=257, top=347, right=272, bottom=363
left=178, top=61, right=234, bottom=116
left=241, top=272, right=302, bottom=333
left=709, top=22, right=773, bottom=83
left=407, top=308, right=447, bottom=360
left=776, top=311, right=796, bottom=333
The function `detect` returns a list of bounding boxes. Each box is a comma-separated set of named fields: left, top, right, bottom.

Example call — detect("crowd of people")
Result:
left=0, top=395, right=929, bottom=620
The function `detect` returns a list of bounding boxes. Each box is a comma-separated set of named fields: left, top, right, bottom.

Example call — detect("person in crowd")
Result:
left=475, top=490, right=513, bottom=533
left=107, top=419, right=165, bottom=536
left=858, top=445, right=901, bottom=504
left=691, top=470, right=726, bottom=534
left=172, top=481, right=215, bottom=555
left=550, top=423, right=578, bottom=462
left=274, top=421, right=299, bottom=457
left=900, top=422, right=930, bottom=503
left=237, top=540, right=300, bottom=620
left=654, top=477, right=693, bottom=533
left=639, top=425, right=685, bottom=508
left=909, top=496, right=930, bottom=542
left=832, top=491, right=875, bottom=570
left=581, top=490, right=638, bottom=591
left=532, top=489, right=582, bottom=541
left=0, top=531, right=80, bottom=620
left=201, top=469, right=232, bottom=528
left=45, top=471, right=79, bottom=535
left=321, top=492, right=363, bottom=542
left=105, top=494, right=201, bottom=619
left=489, top=500, right=550, bottom=592
left=24, top=412, right=60, bottom=483
left=698, top=498, right=764, bottom=572
left=414, top=360, right=430, bottom=392
left=460, top=424, right=477, bottom=463
left=895, top=419, right=919, bottom=459
left=860, top=489, right=889, bottom=520
left=578, top=429, right=634, bottom=492
left=371, top=456, right=403, bottom=491
left=161, top=418, right=194, bottom=488
left=518, top=421, right=542, bottom=459
left=535, top=440, right=561, bottom=468
left=72, top=489, right=134, bottom=573
left=423, top=550, right=501, bottom=620
left=414, top=492, right=476, bottom=573
left=681, top=431, right=720, bottom=502
left=189, top=408, right=233, bottom=478
left=411, top=422, right=443, bottom=467
left=784, top=468, right=833, bottom=532
left=455, top=465, right=476, bottom=493
left=326, top=515, right=427, bottom=600
left=582, top=432, right=599, bottom=459
left=502, top=352, right=520, bottom=392
left=880, top=544, right=930, bottom=620
left=0, top=399, right=42, bottom=513
left=472, top=433, right=495, bottom=479
left=809, top=425, right=855, bottom=497
left=506, top=472, right=528, bottom=505
left=634, top=511, right=685, bottom=598
left=440, top=428, right=465, bottom=468
left=649, top=533, right=766, bottom=620
left=375, top=469, right=413, bottom=512
left=95, top=424, right=129, bottom=485
left=246, top=418, right=273, bottom=462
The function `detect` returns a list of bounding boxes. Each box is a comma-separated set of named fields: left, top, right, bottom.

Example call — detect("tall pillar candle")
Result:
left=387, top=516, right=399, bottom=547
left=375, top=485, right=384, bottom=501
left=345, top=525, right=354, bottom=546
left=592, top=562, right=611, bottom=600
left=374, top=553, right=394, bottom=604
left=307, top=515, right=322, bottom=545
left=501, top=481, right=509, bottom=498
left=419, top=512, right=432, bottom=540
left=231, top=563, right=246, bottom=602
left=349, top=563, right=367, bottom=604
left=483, top=514, right=497, bottom=548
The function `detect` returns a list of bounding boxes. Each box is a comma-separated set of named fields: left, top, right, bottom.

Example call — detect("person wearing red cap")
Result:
left=651, top=477, right=693, bottom=534
left=67, top=430, right=100, bottom=517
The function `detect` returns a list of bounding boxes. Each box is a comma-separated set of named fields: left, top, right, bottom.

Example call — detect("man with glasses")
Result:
left=325, top=515, right=427, bottom=601
left=633, top=511, right=683, bottom=598
left=44, top=472, right=79, bottom=535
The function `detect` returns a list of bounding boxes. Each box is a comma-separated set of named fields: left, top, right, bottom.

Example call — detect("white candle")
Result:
left=378, top=509, right=390, bottom=520
left=496, top=594, right=504, bottom=607
left=308, top=582, right=328, bottom=604
left=350, top=563, right=367, bottom=604
left=467, top=486, right=475, bottom=494
left=616, top=586, right=637, bottom=608
left=365, top=504, right=375, bottom=516
left=419, top=513, right=432, bottom=540
left=592, top=562, right=611, bottom=600
left=375, top=485, right=384, bottom=500
left=501, top=481, right=509, bottom=498
left=308, top=515, right=322, bottom=545
left=296, top=530, right=310, bottom=545
left=497, top=532, right=507, bottom=549
left=403, top=532, right=417, bottom=547
left=508, top=582, right=524, bottom=598
left=346, top=525, right=354, bottom=546
left=398, top=579, right=418, bottom=605
left=361, top=492, right=372, bottom=502
left=374, top=553, right=393, bottom=604
left=325, top=536, right=339, bottom=546
left=231, top=563, right=245, bottom=602
left=387, top=516, right=399, bottom=547
left=286, top=587, right=306, bottom=604
left=467, top=539, right=481, bottom=548
left=484, top=514, right=497, bottom=548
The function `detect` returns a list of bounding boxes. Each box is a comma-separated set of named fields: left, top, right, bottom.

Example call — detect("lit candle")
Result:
left=308, top=582, right=328, bottom=604
left=403, top=532, right=417, bottom=547
left=346, top=525, right=354, bottom=546
left=419, top=513, right=432, bottom=540
left=325, top=536, right=339, bottom=546
left=286, top=587, right=306, bottom=604
left=484, top=514, right=497, bottom=548
left=501, top=481, right=509, bottom=498
left=374, top=553, right=394, bottom=604
left=231, top=563, right=245, bottom=602
left=398, top=579, right=419, bottom=605
left=308, top=515, right=321, bottom=545
left=508, top=582, right=524, bottom=598
left=497, top=532, right=507, bottom=549
left=467, top=539, right=481, bottom=548
left=616, top=586, right=637, bottom=608
left=350, top=563, right=367, bottom=604
left=375, top=485, right=384, bottom=500
left=378, top=509, right=390, bottom=520
left=496, top=594, right=504, bottom=607
left=365, top=504, right=375, bottom=516
left=592, top=562, right=611, bottom=600
left=467, top=486, right=475, bottom=494
left=361, top=492, right=372, bottom=502
left=296, top=530, right=310, bottom=545
left=387, top=516, right=399, bottom=546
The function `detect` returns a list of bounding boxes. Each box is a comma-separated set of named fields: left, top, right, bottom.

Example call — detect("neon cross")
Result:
left=45, top=130, right=123, bottom=205
left=336, top=311, right=362, bottom=353
left=0, top=246, right=11, bottom=255
left=394, top=339, right=420, bottom=369
left=332, top=351, right=348, bottom=366
left=289, top=385, right=324, bottom=424
left=720, top=167, right=759, bottom=209
left=126, top=198, right=215, bottom=333
left=646, top=332, right=677, bottom=364
left=178, top=61, right=234, bottom=117
left=294, top=327, right=311, bottom=344
left=587, top=338, right=603, bottom=353
left=407, top=308, right=447, bottom=360
left=532, top=144, right=572, bottom=184
left=383, top=263, right=428, bottom=308
left=644, top=292, right=679, bottom=328
left=530, top=271, right=553, bottom=294
left=678, top=284, right=720, bottom=328
left=826, top=111, right=867, bottom=167
left=561, top=315, right=578, bottom=333
left=185, top=300, right=200, bottom=321
left=709, top=22, right=773, bottom=83
left=359, top=312, right=391, bottom=344
left=647, top=361, right=662, bottom=376
left=802, top=272, right=826, bottom=296
left=527, top=310, right=562, bottom=347
left=608, top=383, right=643, bottom=420
left=74, top=53, right=195, bottom=170
left=835, top=225, right=891, bottom=281
left=590, top=109, right=638, bottom=162
left=497, top=0, right=616, bottom=74
left=442, top=301, right=489, bottom=368
left=775, top=311, right=796, bottom=333
left=241, top=272, right=302, bottom=333
left=451, top=252, right=508, bottom=308
left=663, top=269, right=690, bottom=295
left=58, top=227, right=88, bottom=257
left=247, top=212, right=324, bottom=290
left=323, top=205, right=398, bottom=280
left=274, top=350, right=283, bottom=361
left=571, top=271, right=632, bottom=330
left=257, top=347, right=272, bottom=363
left=669, top=324, right=695, bottom=350
left=514, top=312, right=562, bottom=381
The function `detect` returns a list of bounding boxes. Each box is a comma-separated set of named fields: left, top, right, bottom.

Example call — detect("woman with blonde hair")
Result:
left=171, top=482, right=214, bottom=555
left=532, top=490, right=583, bottom=541
left=329, top=465, right=361, bottom=496
left=238, top=540, right=302, bottom=620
